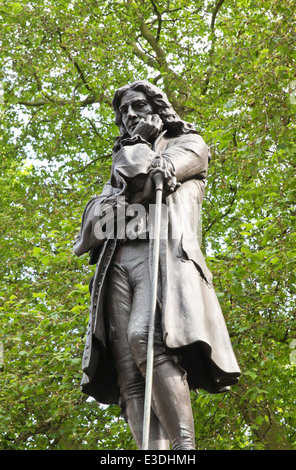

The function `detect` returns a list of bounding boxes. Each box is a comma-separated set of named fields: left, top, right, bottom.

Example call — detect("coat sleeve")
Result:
left=160, top=133, right=209, bottom=182
left=110, top=133, right=208, bottom=189
left=74, top=140, right=153, bottom=258
left=73, top=181, right=117, bottom=257
left=110, top=141, right=153, bottom=192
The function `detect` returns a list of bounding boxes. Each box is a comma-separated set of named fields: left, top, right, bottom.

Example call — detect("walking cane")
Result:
left=142, top=168, right=164, bottom=451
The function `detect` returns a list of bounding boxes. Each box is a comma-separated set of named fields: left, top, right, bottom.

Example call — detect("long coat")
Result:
left=74, top=130, right=241, bottom=404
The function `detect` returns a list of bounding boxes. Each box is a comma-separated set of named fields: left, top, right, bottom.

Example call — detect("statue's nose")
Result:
left=126, top=105, right=137, bottom=119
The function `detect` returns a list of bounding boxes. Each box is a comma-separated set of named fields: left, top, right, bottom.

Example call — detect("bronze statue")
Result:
left=74, top=81, right=241, bottom=450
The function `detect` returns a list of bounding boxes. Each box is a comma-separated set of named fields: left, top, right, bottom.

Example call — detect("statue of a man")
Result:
left=74, top=81, right=240, bottom=450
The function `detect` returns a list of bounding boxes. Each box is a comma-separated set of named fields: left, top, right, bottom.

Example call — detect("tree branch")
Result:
left=150, top=0, right=162, bottom=42
left=70, top=154, right=112, bottom=175
left=17, top=95, right=100, bottom=108
left=124, top=2, right=187, bottom=111
left=210, top=0, right=225, bottom=30
left=127, top=38, right=160, bottom=70
left=57, top=27, right=93, bottom=94
left=203, top=189, right=238, bottom=237
left=202, top=0, right=225, bottom=95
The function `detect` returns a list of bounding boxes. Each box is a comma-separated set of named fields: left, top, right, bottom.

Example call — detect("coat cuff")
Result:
left=121, top=134, right=152, bottom=148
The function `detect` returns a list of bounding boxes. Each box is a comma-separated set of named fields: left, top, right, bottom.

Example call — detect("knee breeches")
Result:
left=105, top=240, right=173, bottom=403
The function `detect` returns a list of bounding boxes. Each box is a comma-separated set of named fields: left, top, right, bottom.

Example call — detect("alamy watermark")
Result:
left=92, top=197, right=203, bottom=247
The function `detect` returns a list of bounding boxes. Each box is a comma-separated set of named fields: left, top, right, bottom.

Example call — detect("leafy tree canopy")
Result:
left=0, top=0, right=295, bottom=450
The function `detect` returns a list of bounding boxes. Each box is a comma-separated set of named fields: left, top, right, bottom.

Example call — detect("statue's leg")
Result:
left=126, top=356, right=195, bottom=450
left=124, top=241, right=196, bottom=450
left=129, top=337, right=195, bottom=449
left=124, top=396, right=170, bottom=450
left=150, top=360, right=195, bottom=450
left=106, top=242, right=169, bottom=450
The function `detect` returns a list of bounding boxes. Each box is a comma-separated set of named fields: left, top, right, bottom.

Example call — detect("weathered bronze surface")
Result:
left=74, top=81, right=241, bottom=450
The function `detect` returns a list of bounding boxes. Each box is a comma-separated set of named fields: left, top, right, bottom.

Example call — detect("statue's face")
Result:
left=119, top=90, right=154, bottom=135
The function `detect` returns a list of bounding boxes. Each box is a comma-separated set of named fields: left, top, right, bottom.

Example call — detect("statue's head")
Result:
left=112, top=81, right=196, bottom=141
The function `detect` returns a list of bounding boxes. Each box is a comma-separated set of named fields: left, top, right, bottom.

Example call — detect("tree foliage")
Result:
left=0, top=0, right=295, bottom=450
